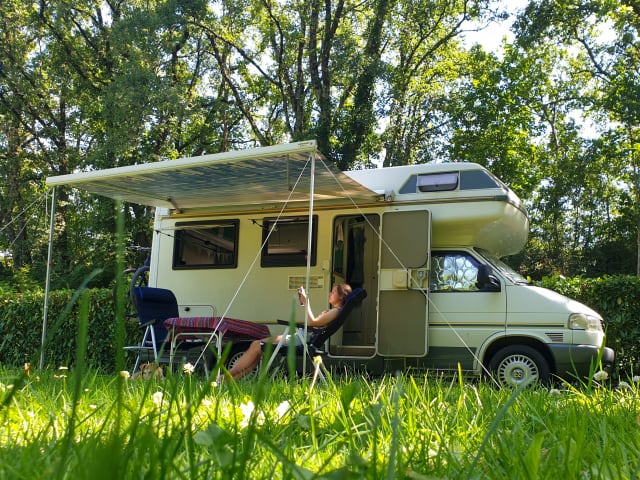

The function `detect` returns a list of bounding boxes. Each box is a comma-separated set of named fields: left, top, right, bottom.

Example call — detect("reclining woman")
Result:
left=227, top=283, right=352, bottom=381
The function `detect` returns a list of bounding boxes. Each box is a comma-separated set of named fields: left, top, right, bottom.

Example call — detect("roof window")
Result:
left=417, top=172, right=459, bottom=192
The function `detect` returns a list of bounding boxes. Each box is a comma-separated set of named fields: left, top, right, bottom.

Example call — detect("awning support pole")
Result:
left=303, top=152, right=316, bottom=374
left=40, top=187, right=56, bottom=369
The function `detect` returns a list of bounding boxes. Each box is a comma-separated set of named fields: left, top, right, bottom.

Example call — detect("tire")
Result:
left=488, top=345, right=550, bottom=387
left=115, top=265, right=150, bottom=319
left=130, top=265, right=149, bottom=289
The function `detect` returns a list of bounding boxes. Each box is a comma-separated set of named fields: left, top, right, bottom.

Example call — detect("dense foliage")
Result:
left=0, top=288, right=139, bottom=370
left=2, top=274, right=637, bottom=377
left=539, top=274, right=640, bottom=377
left=0, top=1, right=639, bottom=287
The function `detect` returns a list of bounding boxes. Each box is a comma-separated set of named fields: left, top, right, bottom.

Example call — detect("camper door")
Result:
left=377, top=210, right=430, bottom=356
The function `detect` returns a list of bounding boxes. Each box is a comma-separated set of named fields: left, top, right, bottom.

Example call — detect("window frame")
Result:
left=172, top=219, right=240, bottom=270
left=417, top=172, right=459, bottom=192
left=260, top=216, right=318, bottom=268
left=430, top=251, right=482, bottom=292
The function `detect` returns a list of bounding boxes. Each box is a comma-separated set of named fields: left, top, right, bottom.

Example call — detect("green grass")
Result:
left=0, top=364, right=639, bottom=479
left=5, top=261, right=638, bottom=478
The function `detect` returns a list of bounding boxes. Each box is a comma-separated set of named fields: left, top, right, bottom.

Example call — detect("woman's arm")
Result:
left=299, top=287, right=339, bottom=328
left=306, top=305, right=339, bottom=328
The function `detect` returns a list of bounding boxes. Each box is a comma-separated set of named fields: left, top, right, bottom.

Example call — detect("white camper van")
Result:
left=47, top=141, right=614, bottom=385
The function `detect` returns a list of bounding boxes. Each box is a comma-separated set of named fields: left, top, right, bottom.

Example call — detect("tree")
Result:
left=514, top=0, right=640, bottom=274
left=0, top=0, right=225, bottom=287
left=2, top=0, right=637, bottom=286
left=381, top=0, right=497, bottom=166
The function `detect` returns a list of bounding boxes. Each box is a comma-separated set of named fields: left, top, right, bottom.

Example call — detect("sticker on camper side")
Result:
left=288, top=276, right=324, bottom=290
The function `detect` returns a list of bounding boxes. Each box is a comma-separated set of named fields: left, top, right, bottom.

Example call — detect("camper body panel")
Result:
left=152, top=188, right=526, bottom=323
left=153, top=210, right=336, bottom=324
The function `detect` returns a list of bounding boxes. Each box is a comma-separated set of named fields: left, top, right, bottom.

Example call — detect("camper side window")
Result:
left=459, top=170, right=503, bottom=189
left=173, top=220, right=239, bottom=269
left=261, top=216, right=317, bottom=267
left=430, top=253, right=480, bottom=292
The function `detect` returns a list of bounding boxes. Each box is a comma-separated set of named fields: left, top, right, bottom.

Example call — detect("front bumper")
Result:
left=548, top=344, right=615, bottom=381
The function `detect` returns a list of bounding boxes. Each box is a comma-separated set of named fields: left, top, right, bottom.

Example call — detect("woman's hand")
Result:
left=298, top=286, right=307, bottom=305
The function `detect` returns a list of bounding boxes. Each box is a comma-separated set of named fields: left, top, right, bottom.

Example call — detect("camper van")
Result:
left=47, top=141, right=614, bottom=386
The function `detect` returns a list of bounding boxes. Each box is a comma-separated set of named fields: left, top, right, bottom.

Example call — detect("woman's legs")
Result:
left=227, top=340, right=262, bottom=380
left=226, top=334, right=286, bottom=381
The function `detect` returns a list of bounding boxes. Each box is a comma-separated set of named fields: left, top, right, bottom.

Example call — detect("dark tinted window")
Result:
left=261, top=216, right=317, bottom=267
left=399, top=175, right=417, bottom=194
left=460, top=170, right=501, bottom=189
left=173, top=220, right=239, bottom=269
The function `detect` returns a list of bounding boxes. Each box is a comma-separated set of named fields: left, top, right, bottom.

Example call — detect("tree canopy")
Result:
left=0, top=0, right=637, bottom=288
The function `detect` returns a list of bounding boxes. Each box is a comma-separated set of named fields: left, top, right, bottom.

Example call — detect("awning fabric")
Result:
left=46, top=140, right=377, bottom=209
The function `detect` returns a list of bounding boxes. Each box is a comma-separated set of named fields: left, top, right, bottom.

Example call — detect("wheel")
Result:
left=130, top=264, right=149, bottom=289
left=115, top=265, right=149, bottom=319
left=488, top=345, right=550, bottom=387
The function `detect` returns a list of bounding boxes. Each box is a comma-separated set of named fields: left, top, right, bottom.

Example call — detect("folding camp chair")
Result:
left=124, top=286, right=214, bottom=374
left=263, top=287, right=367, bottom=373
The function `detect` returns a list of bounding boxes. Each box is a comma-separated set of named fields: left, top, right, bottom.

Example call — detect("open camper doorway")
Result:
left=330, top=214, right=379, bottom=357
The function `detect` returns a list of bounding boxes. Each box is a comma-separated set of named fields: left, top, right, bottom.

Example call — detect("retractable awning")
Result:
left=46, top=140, right=378, bottom=209
left=42, top=140, right=378, bottom=369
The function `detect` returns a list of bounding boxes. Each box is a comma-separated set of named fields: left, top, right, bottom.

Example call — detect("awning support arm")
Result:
left=40, top=187, right=56, bottom=369
left=302, top=152, right=316, bottom=374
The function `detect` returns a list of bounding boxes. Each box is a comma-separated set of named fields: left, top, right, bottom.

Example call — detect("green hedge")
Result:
left=1, top=276, right=638, bottom=376
left=538, top=275, right=640, bottom=378
left=0, top=288, right=140, bottom=371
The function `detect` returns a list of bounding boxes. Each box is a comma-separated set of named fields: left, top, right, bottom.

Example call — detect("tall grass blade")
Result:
left=387, top=374, right=403, bottom=480
left=55, top=274, right=97, bottom=478
left=113, top=202, right=126, bottom=374
left=465, top=379, right=531, bottom=479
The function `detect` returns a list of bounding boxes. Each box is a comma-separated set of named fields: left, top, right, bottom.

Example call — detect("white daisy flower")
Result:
left=152, top=391, right=164, bottom=408
left=593, top=370, right=609, bottom=382
left=183, top=363, right=195, bottom=375
left=276, top=400, right=291, bottom=420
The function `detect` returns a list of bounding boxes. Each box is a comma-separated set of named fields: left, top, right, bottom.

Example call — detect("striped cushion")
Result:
left=164, top=317, right=270, bottom=340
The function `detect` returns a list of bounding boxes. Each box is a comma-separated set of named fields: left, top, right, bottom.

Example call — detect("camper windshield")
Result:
left=476, top=249, right=529, bottom=285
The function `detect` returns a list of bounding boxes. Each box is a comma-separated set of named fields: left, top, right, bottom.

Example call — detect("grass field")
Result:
left=0, top=362, right=638, bottom=479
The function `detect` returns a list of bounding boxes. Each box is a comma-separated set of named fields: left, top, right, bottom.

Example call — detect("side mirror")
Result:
left=476, top=265, right=501, bottom=292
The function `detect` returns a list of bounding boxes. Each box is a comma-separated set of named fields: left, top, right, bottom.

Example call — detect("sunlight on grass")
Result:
left=0, top=364, right=639, bottom=479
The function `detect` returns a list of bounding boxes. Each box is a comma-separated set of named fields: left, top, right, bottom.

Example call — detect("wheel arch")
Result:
left=481, top=335, right=556, bottom=376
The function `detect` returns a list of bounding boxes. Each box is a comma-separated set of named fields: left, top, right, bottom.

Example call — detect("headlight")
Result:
left=568, top=313, right=602, bottom=331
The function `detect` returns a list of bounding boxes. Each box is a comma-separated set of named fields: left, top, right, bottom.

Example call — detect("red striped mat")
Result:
left=164, top=316, right=270, bottom=340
